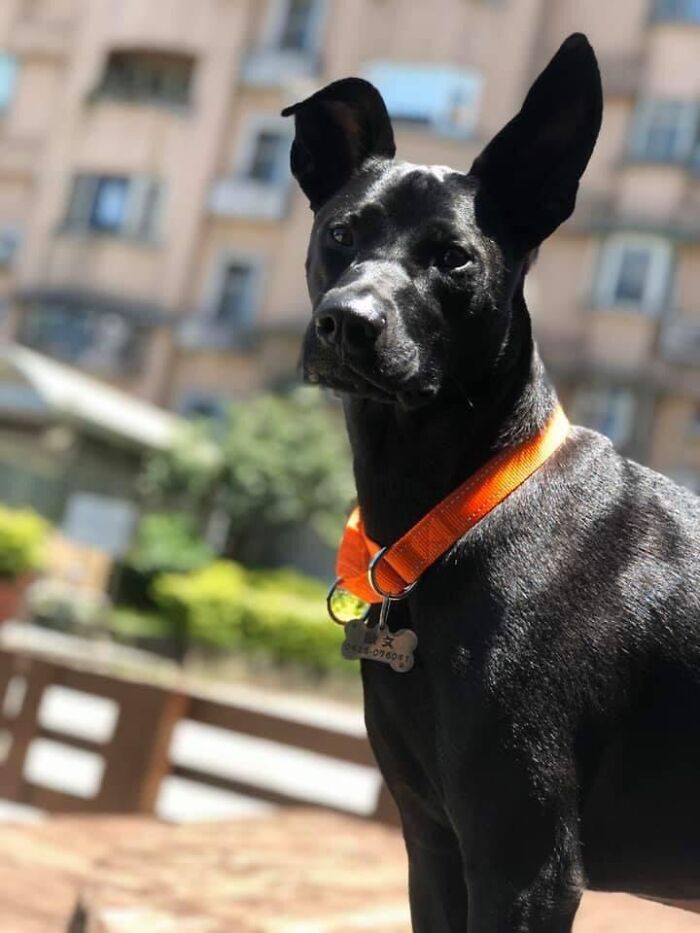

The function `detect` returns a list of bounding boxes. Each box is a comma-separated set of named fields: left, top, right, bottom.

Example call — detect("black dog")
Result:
left=283, top=34, right=700, bottom=931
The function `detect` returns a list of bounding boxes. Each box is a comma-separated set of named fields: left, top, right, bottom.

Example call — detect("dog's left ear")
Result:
left=282, top=78, right=395, bottom=211
left=469, top=33, right=602, bottom=251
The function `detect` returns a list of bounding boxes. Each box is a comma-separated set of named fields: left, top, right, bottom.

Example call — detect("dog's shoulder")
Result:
left=564, top=424, right=699, bottom=551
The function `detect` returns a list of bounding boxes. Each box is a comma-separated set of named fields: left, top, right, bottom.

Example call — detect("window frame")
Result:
left=263, top=0, right=327, bottom=54
left=63, top=173, right=165, bottom=242
left=201, top=251, right=265, bottom=342
left=235, top=115, right=292, bottom=186
left=363, top=61, right=483, bottom=139
left=594, top=234, right=673, bottom=315
left=628, top=98, right=700, bottom=164
left=95, top=49, right=195, bottom=109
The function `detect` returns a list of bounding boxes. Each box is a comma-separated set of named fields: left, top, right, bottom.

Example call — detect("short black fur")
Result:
left=284, top=33, right=700, bottom=931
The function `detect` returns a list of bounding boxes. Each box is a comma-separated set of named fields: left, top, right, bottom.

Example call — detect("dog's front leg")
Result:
left=465, top=845, right=582, bottom=933
left=400, top=801, right=469, bottom=932
left=455, top=764, right=584, bottom=933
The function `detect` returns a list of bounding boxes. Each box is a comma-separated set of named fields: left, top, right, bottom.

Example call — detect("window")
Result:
left=177, top=392, right=229, bottom=421
left=242, top=0, right=324, bottom=86
left=215, top=262, right=256, bottom=331
left=652, top=0, right=700, bottom=23
left=629, top=99, right=699, bottom=163
left=0, top=227, right=20, bottom=266
left=208, top=119, right=291, bottom=219
left=0, top=54, right=17, bottom=114
left=95, top=50, right=194, bottom=107
left=64, top=174, right=164, bottom=240
left=90, top=178, right=129, bottom=232
left=595, top=235, right=672, bottom=314
left=246, top=129, right=288, bottom=184
left=181, top=258, right=260, bottom=348
left=363, top=62, right=482, bottom=138
left=17, top=304, right=143, bottom=373
left=277, top=0, right=319, bottom=51
left=572, top=387, right=635, bottom=448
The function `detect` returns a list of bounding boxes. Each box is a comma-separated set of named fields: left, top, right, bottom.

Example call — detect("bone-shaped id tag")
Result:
left=341, top=598, right=417, bottom=673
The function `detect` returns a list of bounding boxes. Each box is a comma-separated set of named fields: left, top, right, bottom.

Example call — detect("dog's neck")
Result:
left=343, top=298, right=558, bottom=545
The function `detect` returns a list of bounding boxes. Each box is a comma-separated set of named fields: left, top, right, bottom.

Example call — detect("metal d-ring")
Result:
left=326, top=578, right=371, bottom=626
left=368, top=547, right=418, bottom=601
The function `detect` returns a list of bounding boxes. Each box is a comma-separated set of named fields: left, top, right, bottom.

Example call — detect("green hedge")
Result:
left=152, top=561, right=351, bottom=672
left=0, top=506, right=48, bottom=579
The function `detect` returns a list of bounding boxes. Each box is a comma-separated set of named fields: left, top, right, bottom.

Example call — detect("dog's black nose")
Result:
left=314, top=296, right=386, bottom=351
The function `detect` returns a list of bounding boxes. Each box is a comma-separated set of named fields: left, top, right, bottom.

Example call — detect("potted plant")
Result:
left=0, top=506, right=48, bottom=622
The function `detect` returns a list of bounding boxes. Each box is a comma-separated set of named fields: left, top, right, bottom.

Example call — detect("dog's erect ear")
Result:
left=282, top=78, right=395, bottom=210
left=469, top=33, right=602, bottom=251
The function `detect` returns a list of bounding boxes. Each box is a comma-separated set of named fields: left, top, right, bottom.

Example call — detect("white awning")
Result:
left=0, top=344, right=182, bottom=450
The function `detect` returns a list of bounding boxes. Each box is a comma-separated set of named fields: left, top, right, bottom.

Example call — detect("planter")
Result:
left=0, top=574, right=31, bottom=622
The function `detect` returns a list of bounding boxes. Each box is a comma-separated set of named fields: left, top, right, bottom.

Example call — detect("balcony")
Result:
left=659, top=313, right=700, bottom=365
left=566, top=195, right=700, bottom=242
left=8, top=16, right=75, bottom=60
left=208, top=176, right=290, bottom=221
left=650, top=0, right=700, bottom=23
left=241, top=47, right=320, bottom=89
left=14, top=288, right=172, bottom=377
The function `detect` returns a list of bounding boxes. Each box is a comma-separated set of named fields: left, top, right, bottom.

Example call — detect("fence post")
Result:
left=97, top=684, right=188, bottom=813
left=0, top=652, right=54, bottom=802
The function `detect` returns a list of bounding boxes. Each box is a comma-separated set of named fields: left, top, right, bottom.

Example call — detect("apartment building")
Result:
left=0, top=0, right=698, bottom=489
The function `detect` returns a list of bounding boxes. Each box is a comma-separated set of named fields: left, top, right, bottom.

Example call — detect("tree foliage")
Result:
left=141, top=388, right=355, bottom=559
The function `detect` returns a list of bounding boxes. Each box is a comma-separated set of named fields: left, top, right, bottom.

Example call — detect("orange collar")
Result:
left=332, top=405, right=570, bottom=609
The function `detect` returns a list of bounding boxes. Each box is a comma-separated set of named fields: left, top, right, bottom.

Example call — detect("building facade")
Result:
left=0, top=0, right=698, bottom=488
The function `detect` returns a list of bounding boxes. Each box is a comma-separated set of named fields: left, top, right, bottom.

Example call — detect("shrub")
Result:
left=0, top=506, right=49, bottom=580
left=245, top=566, right=327, bottom=601
left=110, top=606, right=187, bottom=662
left=27, top=578, right=109, bottom=631
left=152, top=560, right=349, bottom=672
left=112, top=513, right=215, bottom=610
left=127, top=513, right=215, bottom=575
left=110, top=607, right=176, bottom=640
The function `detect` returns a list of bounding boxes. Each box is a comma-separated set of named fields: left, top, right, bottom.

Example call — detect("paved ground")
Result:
left=0, top=810, right=698, bottom=932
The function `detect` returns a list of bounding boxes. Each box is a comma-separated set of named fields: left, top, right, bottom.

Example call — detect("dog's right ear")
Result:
left=282, top=78, right=395, bottom=211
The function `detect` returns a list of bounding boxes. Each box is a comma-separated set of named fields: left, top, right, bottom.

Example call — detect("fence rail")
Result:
left=0, top=648, right=399, bottom=825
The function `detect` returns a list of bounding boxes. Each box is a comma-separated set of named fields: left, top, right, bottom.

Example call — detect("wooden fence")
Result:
left=0, top=648, right=399, bottom=824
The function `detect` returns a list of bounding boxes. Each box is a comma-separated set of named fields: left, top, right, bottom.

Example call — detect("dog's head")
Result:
left=283, top=34, right=602, bottom=410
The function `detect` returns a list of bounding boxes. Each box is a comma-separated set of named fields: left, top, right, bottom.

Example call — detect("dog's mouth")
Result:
left=303, top=361, right=438, bottom=410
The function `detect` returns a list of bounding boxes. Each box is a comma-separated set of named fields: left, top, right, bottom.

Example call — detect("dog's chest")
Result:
left=360, top=579, right=499, bottom=755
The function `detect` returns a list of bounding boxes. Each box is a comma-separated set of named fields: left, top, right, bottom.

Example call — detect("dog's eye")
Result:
left=436, top=247, right=470, bottom=270
left=329, top=224, right=354, bottom=247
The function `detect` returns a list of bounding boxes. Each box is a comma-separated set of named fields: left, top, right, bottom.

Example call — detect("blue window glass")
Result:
left=90, top=178, right=129, bottom=232
left=364, top=62, right=482, bottom=137
left=0, top=54, right=18, bottom=113
left=652, top=0, right=700, bottom=23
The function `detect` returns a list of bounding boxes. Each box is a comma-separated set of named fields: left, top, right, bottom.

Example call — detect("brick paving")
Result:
left=0, top=810, right=697, bottom=931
